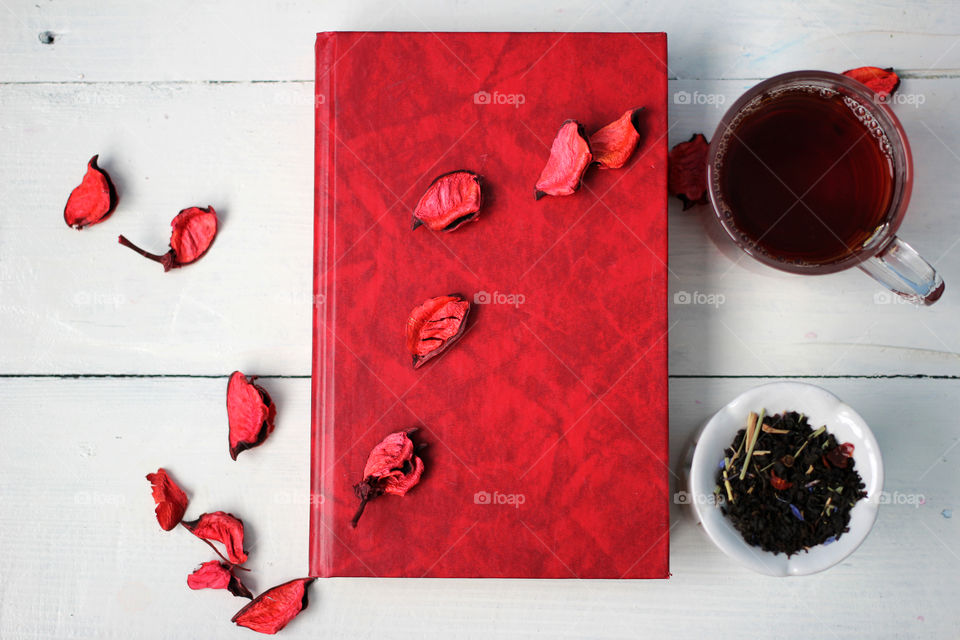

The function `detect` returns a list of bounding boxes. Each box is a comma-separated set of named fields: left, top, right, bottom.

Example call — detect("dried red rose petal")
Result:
left=351, top=428, right=425, bottom=527
left=118, top=205, right=218, bottom=271
left=590, top=107, right=644, bottom=169
left=535, top=120, right=592, bottom=199
left=668, top=133, right=710, bottom=210
left=412, top=170, right=482, bottom=232
left=227, top=371, right=277, bottom=460
left=64, top=155, right=118, bottom=229
left=769, top=469, right=793, bottom=491
left=146, top=468, right=188, bottom=531
left=231, top=578, right=315, bottom=635
left=182, top=511, right=248, bottom=565
left=842, top=66, right=901, bottom=100
left=405, top=294, right=470, bottom=369
left=187, top=561, right=253, bottom=599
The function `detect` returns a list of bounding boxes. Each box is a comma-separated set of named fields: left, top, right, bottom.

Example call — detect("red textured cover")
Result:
left=311, top=32, right=669, bottom=578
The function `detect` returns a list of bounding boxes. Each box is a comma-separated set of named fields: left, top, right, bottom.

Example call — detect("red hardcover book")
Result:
left=311, top=32, right=669, bottom=578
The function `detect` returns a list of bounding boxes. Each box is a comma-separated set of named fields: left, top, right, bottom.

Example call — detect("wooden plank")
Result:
left=1, top=0, right=959, bottom=83
left=1, top=80, right=958, bottom=375
left=0, top=376, right=955, bottom=637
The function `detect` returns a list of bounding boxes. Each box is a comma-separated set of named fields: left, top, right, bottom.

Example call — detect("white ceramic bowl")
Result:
left=686, top=381, right=884, bottom=576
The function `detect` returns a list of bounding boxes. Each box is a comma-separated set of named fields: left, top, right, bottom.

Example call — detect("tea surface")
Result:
left=718, top=89, right=895, bottom=264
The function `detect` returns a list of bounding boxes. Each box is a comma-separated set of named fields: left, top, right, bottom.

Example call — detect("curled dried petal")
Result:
left=535, top=120, right=592, bottom=199
left=351, top=428, right=425, bottom=528
left=383, top=454, right=424, bottom=496
left=842, top=66, right=901, bottom=100
left=405, top=294, right=470, bottom=369
left=227, top=371, right=277, bottom=460
left=64, top=155, right=118, bottom=229
left=231, top=578, right=315, bottom=634
left=668, top=133, right=710, bottom=210
left=118, top=205, right=218, bottom=271
left=590, top=107, right=644, bottom=169
left=769, top=469, right=793, bottom=491
left=146, top=468, right=188, bottom=531
left=362, top=429, right=416, bottom=479
left=412, top=170, right=482, bottom=232
left=187, top=561, right=253, bottom=599
left=182, top=511, right=248, bottom=565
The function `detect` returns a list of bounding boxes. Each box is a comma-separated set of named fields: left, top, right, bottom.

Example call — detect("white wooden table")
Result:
left=1, top=1, right=958, bottom=637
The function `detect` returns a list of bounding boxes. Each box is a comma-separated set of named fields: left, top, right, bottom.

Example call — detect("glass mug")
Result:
left=706, top=70, right=944, bottom=305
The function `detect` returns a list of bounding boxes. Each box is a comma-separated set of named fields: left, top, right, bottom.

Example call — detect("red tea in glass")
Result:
left=707, top=71, right=944, bottom=304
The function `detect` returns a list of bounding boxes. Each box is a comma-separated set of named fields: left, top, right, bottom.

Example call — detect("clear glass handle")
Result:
left=859, top=236, right=945, bottom=305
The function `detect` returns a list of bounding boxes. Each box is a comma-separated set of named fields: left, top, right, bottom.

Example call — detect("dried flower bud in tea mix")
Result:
left=187, top=561, right=253, bottom=599
left=64, top=155, right=118, bottom=229
left=406, top=294, right=470, bottom=369
left=146, top=468, right=189, bottom=531
left=182, top=511, right=248, bottom=565
left=535, top=120, right=592, bottom=199
left=351, top=428, right=425, bottom=527
left=118, top=205, right=218, bottom=271
left=668, top=133, right=709, bottom=210
left=842, top=66, right=901, bottom=100
left=231, top=578, right=315, bottom=634
left=412, top=170, right=483, bottom=232
left=226, top=371, right=277, bottom=460
left=590, top=107, right=644, bottom=169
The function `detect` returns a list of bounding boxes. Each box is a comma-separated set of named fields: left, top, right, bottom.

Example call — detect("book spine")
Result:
left=309, top=31, right=338, bottom=578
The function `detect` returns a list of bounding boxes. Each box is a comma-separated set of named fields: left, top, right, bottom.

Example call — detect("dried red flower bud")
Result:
left=825, top=443, right=854, bottom=469
left=182, top=511, right=248, bottom=565
left=351, top=428, right=425, bottom=527
left=412, top=170, right=482, bottom=232
left=187, top=561, right=253, bottom=599
left=590, top=107, right=644, bottom=169
left=146, top=468, right=189, bottom=531
left=227, top=371, right=277, bottom=460
left=535, top=120, right=592, bottom=199
left=769, top=469, right=793, bottom=491
left=842, top=66, right=901, bottom=100
left=118, top=205, right=218, bottom=271
left=231, top=578, right=315, bottom=634
left=64, top=155, right=118, bottom=229
left=405, top=294, right=470, bottom=369
left=668, top=133, right=710, bottom=210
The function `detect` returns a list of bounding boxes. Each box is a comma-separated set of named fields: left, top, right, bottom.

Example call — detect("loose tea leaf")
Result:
left=118, top=205, right=218, bottom=271
left=668, top=133, right=709, bottom=209
left=351, top=428, right=425, bottom=528
left=182, top=511, right=248, bottom=565
left=412, top=170, right=482, bottom=232
left=590, top=107, right=644, bottom=169
left=715, top=411, right=867, bottom=556
left=842, top=66, right=901, bottom=100
left=146, top=468, right=189, bottom=531
left=187, top=561, right=253, bottom=599
left=64, top=155, right=118, bottom=229
left=231, top=577, right=315, bottom=634
left=535, top=120, right=592, bottom=199
left=406, top=294, right=470, bottom=369
left=227, top=371, right=277, bottom=460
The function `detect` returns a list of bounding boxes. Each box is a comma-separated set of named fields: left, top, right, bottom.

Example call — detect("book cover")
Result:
left=311, top=31, right=669, bottom=578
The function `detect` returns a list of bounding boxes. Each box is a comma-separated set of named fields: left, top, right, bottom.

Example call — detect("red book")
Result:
left=311, top=31, right=669, bottom=578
